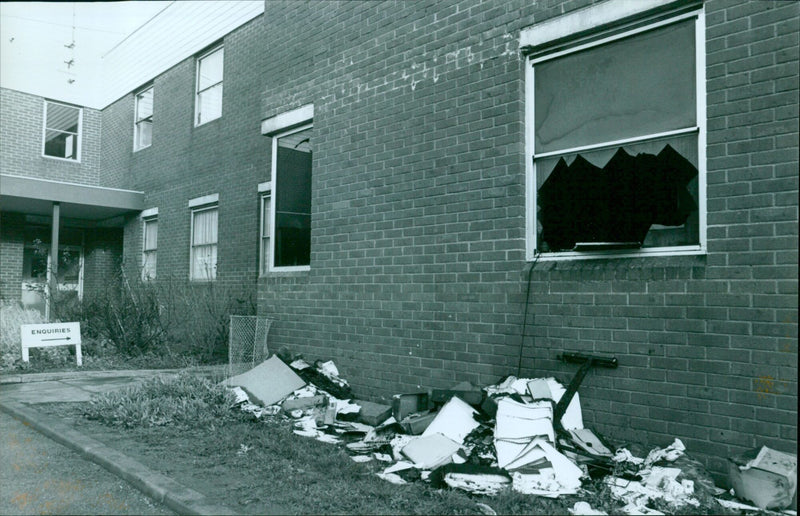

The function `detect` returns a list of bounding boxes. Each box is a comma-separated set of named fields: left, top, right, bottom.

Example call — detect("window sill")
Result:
left=133, top=145, right=151, bottom=153
left=532, top=245, right=705, bottom=262
left=42, top=154, right=81, bottom=164
left=194, top=116, right=222, bottom=128
left=260, top=267, right=310, bottom=278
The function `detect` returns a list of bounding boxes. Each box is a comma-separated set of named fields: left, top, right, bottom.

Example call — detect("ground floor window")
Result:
left=527, top=9, right=705, bottom=258
left=259, top=189, right=271, bottom=275
left=142, top=216, right=158, bottom=280
left=190, top=205, right=218, bottom=280
left=272, top=124, right=312, bottom=269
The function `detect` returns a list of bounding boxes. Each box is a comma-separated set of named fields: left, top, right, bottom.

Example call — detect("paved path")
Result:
left=0, top=410, right=172, bottom=515
left=0, top=368, right=238, bottom=515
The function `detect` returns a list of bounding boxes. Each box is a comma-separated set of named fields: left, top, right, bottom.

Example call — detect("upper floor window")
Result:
left=526, top=8, right=705, bottom=260
left=195, top=46, right=223, bottom=126
left=134, top=86, right=153, bottom=151
left=142, top=214, right=158, bottom=280
left=43, top=100, right=81, bottom=161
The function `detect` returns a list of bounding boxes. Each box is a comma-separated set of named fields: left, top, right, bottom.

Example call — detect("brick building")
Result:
left=1, top=0, right=797, bottom=482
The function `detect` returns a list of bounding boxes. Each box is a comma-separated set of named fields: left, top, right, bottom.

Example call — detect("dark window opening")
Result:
left=44, top=101, right=80, bottom=160
left=537, top=144, right=698, bottom=252
left=274, top=127, right=312, bottom=268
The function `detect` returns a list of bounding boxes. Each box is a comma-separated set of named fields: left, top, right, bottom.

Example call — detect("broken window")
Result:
left=272, top=125, right=312, bottom=269
left=135, top=86, right=153, bottom=150
left=529, top=15, right=704, bottom=255
left=43, top=100, right=81, bottom=160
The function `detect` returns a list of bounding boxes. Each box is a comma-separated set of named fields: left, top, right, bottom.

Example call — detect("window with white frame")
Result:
left=134, top=86, right=153, bottom=150
left=527, top=9, right=705, bottom=258
left=190, top=205, right=218, bottom=280
left=272, top=125, right=312, bottom=269
left=195, top=46, right=223, bottom=126
left=142, top=216, right=158, bottom=280
left=43, top=100, right=81, bottom=160
left=259, top=186, right=272, bottom=276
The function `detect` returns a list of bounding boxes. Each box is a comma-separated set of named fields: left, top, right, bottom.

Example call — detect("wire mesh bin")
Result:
left=228, top=315, right=273, bottom=379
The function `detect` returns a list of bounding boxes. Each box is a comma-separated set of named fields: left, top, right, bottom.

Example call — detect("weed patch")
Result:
left=83, top=372, right=238, bottom=428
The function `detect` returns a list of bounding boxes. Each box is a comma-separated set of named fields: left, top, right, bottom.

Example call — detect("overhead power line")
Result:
left=1, top=14, right=128, bottom=35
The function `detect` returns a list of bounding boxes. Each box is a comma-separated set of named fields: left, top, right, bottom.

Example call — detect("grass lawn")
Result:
left=1, top=350, right=203, bottom=375
left=41, top=401, right=746, bottom=516
left=45, top=402, right=615, bottom=515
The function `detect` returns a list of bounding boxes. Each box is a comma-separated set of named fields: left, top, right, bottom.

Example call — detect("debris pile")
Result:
left=222, top=354, right=797, bottom=514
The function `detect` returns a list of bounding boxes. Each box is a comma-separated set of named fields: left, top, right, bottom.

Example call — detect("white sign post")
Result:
left=20, top=322, right=82, bottom=366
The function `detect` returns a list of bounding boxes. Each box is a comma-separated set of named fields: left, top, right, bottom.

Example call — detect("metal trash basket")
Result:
left=228, top=315, right=273, bottom=379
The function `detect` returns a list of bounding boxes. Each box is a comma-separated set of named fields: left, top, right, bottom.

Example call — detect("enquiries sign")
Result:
left=20, top=322, right=82, bottom=366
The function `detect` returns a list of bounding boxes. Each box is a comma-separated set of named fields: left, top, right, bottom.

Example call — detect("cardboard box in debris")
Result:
left=224, top=355, right=798, bottom=512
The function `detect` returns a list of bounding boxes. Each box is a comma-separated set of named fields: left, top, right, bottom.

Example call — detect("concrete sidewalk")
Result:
left=0, top=369, right=239, bottom=516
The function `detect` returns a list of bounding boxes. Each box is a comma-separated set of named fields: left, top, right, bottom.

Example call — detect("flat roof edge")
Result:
left=0, top=174, right=145, bottom=211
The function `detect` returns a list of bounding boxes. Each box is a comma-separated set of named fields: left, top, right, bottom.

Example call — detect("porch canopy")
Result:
left=0, top=174, right=144, bottom=222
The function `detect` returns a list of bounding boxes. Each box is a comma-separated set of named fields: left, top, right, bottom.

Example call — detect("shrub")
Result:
left=0, top=300, right=50, bottom=369
left=159, top=276, right=255, bottom=363
left=84, top=371, right=238, bottom=428
left=84, top=270, right=167, bottom=356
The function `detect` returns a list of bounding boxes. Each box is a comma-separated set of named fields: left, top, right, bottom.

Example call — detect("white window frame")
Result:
left=141, top=211, right=158, bottom=281
left=42, top=100, right=82, bottom=162
left=189, top=199, right=219, bottom=281
left=270, top=123, right=312, bottom=272
left=134, top=85, right=154, bottom=151
left=524, top=6, right=706, bottom=261
left=258, top=182, right=272, bottom=277
left=194, top=45, right=223, bottom=126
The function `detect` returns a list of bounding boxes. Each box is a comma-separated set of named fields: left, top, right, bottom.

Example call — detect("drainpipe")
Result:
left=48, top=202, right=60, bottom=321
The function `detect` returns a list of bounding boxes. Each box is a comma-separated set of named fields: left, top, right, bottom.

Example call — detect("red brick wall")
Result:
left=0, top=212, right=25, bottom=302
left=107, top=17, right=270, bottom=300
left=82, top=228, right=123, bottom=300
left=89, top=0, right=797, bottom=483
left=0, top=88, right=103, bottom=186
left=248, top=0, right=797, bottom=483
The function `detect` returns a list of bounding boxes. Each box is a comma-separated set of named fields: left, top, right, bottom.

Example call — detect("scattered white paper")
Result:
left=351, top=455, right=372, bottom=463
left=614, top=448, right=645, bottom=465
left=383, top=461, right=415, bottom=474
left=569, top=501, right=608, bottom=515
left=444, top=472, right=511, bottom=496
left=318, top=360, right=339, bottom=378
left=422, top=397, right=479, bottom=445
left=335, top=398, right=362, bottom=414
left=715, top=498, right=760, bottom=511
left=376, top=472, right=407, bottom=485
left=512, top=469, right=567, bottom=497
left=290, top=359, right=311, bottom=370
left=374, top=453, right=393, bottom=462
left=495, top=398, right=554, bottom=443
left=228, top=386, right=250, bottom=404
left=644, top=439, right=685, bottom=466
left=402, top=433, right=460, bottom=470
left=527, top=379, right=553, bottom=400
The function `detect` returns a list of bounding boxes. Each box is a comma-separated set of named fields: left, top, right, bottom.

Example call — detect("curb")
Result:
left=0, top=400, right=239, bottom=516
left=0, top=365, right=227, bottom=385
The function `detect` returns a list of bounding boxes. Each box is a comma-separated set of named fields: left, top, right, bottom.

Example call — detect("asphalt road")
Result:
left=0, top=410, right=172, bottom=515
